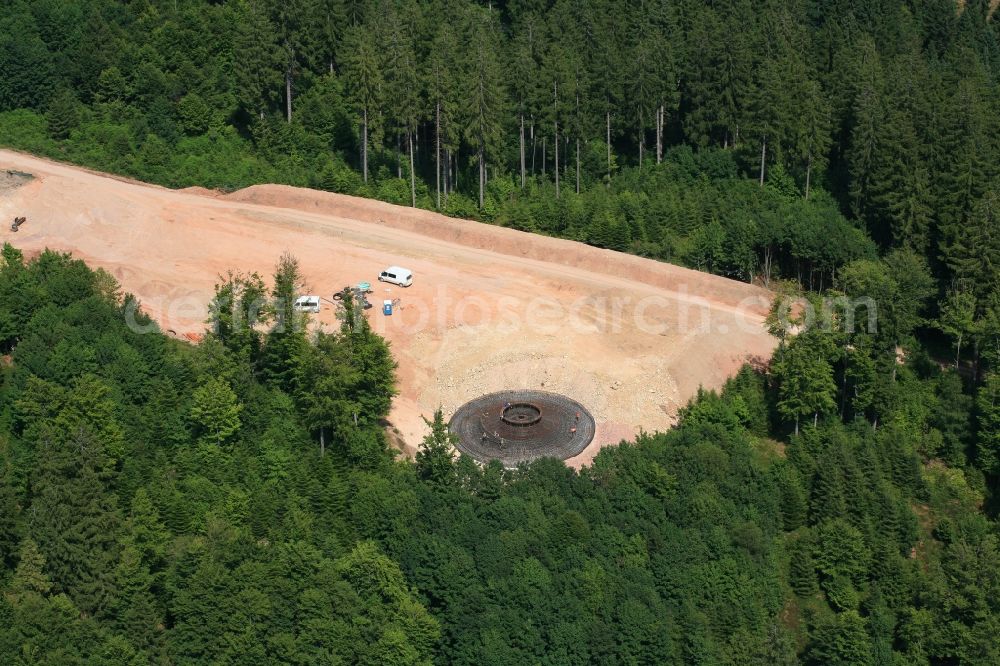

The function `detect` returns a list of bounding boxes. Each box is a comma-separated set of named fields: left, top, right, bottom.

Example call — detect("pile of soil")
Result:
left=0, top=169, right=33, bottom=195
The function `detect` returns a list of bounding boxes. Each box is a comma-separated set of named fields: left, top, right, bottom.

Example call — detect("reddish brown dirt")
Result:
left=0, top=150, right=777, bottom=466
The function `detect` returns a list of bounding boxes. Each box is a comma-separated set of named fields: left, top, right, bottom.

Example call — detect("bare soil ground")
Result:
left=0, top=150, right=777, bottom=466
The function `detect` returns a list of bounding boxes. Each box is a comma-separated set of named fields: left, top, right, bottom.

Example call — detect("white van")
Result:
left=378, top=266, right=413, bottom=287
left=293, top=295, right=321, bottom=313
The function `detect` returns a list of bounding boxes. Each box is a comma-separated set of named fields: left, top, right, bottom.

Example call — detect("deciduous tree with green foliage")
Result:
left=189, top=378, right=242, bottom=447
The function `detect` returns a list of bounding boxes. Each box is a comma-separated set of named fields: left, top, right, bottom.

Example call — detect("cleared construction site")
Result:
left=0, top=150, right=776, bottom=466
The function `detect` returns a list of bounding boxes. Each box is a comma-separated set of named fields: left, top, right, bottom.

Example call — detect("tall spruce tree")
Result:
left=426, top=22, right=461, bottom=207
left=267, top=0, right=313, bottom=122
left=18, top=375, right=123, bottom=617
left=942, top=190, right=1000, bottom=304
left=29, top=428, right=121, bottom=617
left=6, top=538, right=52, bottom=603
left=381, top=5, right=421, bottom=206
left=294, top=332, right=361, bottom=456
left=315, top=0, right=346, bottom=74
left=509, top=15, right=541, bottom=189
left=261, top=253, right=307, bottom=391
left=462, top=7, right=505, bottom=209
left=584, top=0, right=625, bottom=181
left=415, top=409, right=457, bottom=486
left=233, top=0, right=282, bottom=121
left=342, top=23, right=383, bottom=184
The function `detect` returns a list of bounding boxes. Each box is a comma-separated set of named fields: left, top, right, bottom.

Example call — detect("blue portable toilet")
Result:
left=383, top=299, right=393, bottom=315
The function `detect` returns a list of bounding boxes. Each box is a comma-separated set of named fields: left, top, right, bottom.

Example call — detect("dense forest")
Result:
left=1, top=247, right=998, bottom=664
left=0, top=0, right=997, bottom=287
left=2, top=0, right=1000, bottom=663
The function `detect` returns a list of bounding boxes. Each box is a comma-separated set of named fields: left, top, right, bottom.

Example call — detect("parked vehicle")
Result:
left=378, top=266, right=413, bottom=287
left=293, top=295, right=321, bottom=313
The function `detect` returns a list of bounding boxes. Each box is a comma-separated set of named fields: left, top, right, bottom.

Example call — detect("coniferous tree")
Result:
left=867, top=58, right=933, bottom=249
left=18, top=375, right=123, bottom=617
left=776, top=464, right=808, bottom=530
left=681, top=5, right=751, bottom=149
left=976, top=372, right=1000, bottom=473
left=795, top=78, right=832, bottom=199
left=267, top=0, right=313, bottom=122
left=167, top=553, right=238, bottom=664
left=29, top=427, right=121, bottom=617
left=746, top=57, right=783, bottom=187
left=807, top=610, right=873, bottom=666
left=847, top=38, right=884, bottom=228
left=462, top=7, right=505, bottom=209
left=342, top=314, right=397, bottom=426
left=342, top=24, right=383, bottom=184
left=124, top=488, right=169, bottom=571
left=0, top=10, right=56, bottom=111
left=0, top=452, right=18, bottom=570
left=627, top=23, right=659, bottom=170
left=261, top=253, right=307, bottom=390
left=315, top=0, right=347, bottom=74
left=810, top=451, right=847, bottom=524
left=45, top=88, right=80, bottom=140
left=415, top=409, right=457, bottom=486
left=788, top=534, right=819, bottom=597
left=933, top=75, right=998, bottom=240
left=979, top=292, right=1000, bottom=372
left=294, top=332, right=360, bottom=456
left=426, top=22, right=461, bottom=207
left=6, top=538, right=52, bottom=603
left=112, top=545, right=163, bottom=656
left=380, top=5, right=421, bottom=206
left=542, top=40, right=572, bottom=197
left=509, top=15, right=540, bottom=189
left=942, top=190, right=1000, bottom=304
left=584, top=0, right=625, bottom=181
left=233, top=1, right=281, bottom=121
left=845, top=335, right=878, bottom=423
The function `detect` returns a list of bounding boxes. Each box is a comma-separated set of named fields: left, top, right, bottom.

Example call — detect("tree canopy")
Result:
left=3, top=0, right=1000, bottom=662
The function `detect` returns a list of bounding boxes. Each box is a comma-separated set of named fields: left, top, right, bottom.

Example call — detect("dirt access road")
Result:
left=0, top=150, right=776, bottom=466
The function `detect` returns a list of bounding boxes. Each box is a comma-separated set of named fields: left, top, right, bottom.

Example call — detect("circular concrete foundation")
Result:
left=449, top=390, right=596, bottom=467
